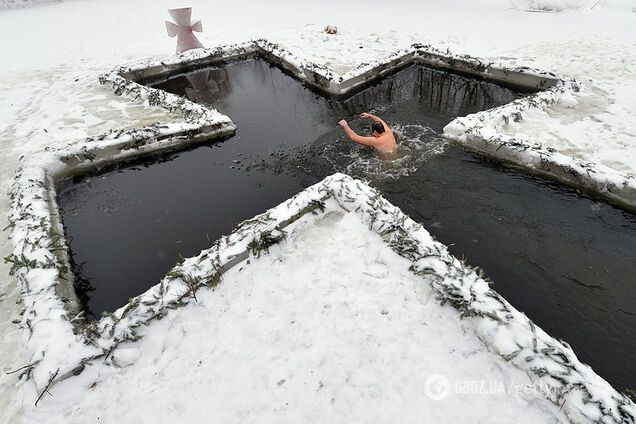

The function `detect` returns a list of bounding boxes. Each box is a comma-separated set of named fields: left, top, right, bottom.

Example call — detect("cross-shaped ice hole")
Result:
left=57, top=55, right=636, bottom=391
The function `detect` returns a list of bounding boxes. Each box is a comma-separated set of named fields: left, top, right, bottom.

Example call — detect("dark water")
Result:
left=58, top=58, right=635, bottom=390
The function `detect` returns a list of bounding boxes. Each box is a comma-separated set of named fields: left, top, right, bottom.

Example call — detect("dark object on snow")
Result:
left=324, top=25, right=337, bottom=35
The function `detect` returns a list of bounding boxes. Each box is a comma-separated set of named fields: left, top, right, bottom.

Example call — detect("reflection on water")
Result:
left=161, top=67, right=233, bottom=106
left=339, top=67, right=516, bottom=126
left=153, top=58, right=518, bottom=133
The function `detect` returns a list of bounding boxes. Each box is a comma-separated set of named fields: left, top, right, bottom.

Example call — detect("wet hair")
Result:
left=371, top=122, right=385, bottom=134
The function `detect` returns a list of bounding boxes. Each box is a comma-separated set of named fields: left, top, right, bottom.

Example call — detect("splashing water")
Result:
left=264, top=124, right=448, bottom=183
left=342, top=124, right=448, bottom=182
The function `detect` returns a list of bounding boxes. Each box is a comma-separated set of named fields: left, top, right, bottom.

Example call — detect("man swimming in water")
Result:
left=338, top=112, right=397, bottom=155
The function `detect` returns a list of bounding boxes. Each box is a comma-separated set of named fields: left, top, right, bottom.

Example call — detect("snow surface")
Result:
left=1, top=0, right=636, bottom=422
left=19, top=210, right=570, bottom=423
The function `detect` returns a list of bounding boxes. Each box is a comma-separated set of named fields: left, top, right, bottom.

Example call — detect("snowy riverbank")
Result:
left=1, top=0, right=635, bottom=422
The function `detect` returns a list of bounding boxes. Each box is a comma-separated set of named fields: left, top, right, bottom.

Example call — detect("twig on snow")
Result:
left=35, top=368, right=59, bottom=407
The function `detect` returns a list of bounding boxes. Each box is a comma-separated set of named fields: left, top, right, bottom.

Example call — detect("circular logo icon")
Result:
left=425, top=374, right=451, bottom=401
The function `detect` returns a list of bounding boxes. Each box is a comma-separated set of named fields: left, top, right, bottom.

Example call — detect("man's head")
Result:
left=371, top=122, right=385, bottom=138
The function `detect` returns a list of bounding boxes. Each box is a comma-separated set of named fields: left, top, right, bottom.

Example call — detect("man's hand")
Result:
left=338, top=119, right=348, bottom=128
left=360, top=112, right=370, bottom=119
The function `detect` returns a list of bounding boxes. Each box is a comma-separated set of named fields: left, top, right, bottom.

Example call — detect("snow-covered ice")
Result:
left=1, top=0, right=636, bottom=422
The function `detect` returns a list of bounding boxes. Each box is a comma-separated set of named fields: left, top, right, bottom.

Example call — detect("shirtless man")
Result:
left=338, top=112, right=397, bottom=155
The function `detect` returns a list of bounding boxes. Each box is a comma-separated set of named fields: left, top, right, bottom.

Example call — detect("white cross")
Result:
left=165, top=7, right=204, bottom=54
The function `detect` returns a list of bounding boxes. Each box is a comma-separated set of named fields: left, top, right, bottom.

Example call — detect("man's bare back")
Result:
left=338, top=112, right=397, bottom=155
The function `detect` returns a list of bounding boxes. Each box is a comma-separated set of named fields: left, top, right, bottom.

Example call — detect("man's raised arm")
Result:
left=361, top=112, right=390, bottom=132
left=338, top=120, right=377, bottom=147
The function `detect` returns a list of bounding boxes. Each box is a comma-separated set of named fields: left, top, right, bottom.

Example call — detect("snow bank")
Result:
left=22, top=203, right=570, bottom=423
left=7, top=166, right=635, bottom=422
left=443, top=83, right=636, bottom=211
